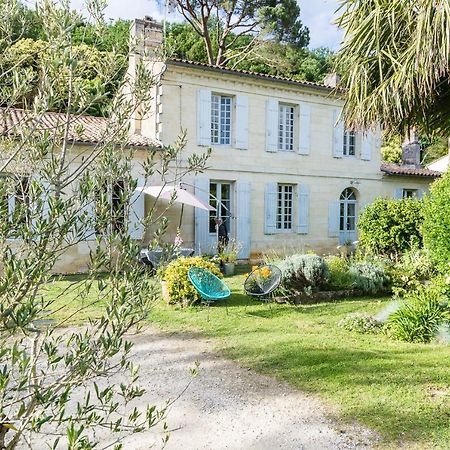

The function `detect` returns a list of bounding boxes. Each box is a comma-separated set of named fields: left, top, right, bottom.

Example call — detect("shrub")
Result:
left=349, top=262, right=389, bottom=294
left=422, top=170, right=450, bottom=273
left=358, top=198, right=423, bottom=256
left=275, top=254, right=329, bottom=293
left=326, top=255, right=356, bottom=290
left=387, top=285, right=450, bottom=343
left=338, top=313, right=383, bottom=334
left=389, top=247, right=436, bottom=296
left=163, top=256, right=222, bottom=305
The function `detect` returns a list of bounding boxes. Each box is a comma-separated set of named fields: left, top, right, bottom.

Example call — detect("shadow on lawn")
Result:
left=222, top=334, right=450, bottom=447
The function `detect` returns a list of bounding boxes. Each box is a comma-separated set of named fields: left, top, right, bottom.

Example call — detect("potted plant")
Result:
left=219, top=240, right=242, bottom=276
left=337, top=239, right=356, bottom=259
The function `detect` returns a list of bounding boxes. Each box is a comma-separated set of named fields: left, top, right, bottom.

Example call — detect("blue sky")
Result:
left=28, top=0, right=343, bottom=49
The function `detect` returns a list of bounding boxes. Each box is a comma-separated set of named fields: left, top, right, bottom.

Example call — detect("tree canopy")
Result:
left=336, top=0, right=450, bottom=137
left=165, top=0, right=310, bottom=67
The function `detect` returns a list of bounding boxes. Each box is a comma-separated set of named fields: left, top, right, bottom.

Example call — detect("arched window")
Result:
left=339, top=188, right=357, bottom=243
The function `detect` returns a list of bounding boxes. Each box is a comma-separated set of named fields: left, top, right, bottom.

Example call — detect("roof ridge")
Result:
left=167, top=58, right=335, bottom=91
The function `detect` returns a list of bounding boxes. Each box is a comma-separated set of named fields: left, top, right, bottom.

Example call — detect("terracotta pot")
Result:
left=160, top=280, right=170, bottom=303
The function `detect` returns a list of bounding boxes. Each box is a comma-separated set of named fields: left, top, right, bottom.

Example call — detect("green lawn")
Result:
left=46, top=269, right=450, bottom=449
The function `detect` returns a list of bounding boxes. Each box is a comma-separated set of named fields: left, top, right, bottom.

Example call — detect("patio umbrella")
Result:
left=137, top=185, right=216, bottom=227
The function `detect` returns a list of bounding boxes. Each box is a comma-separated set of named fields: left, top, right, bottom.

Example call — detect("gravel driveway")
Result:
left=113, top=327, right=375, bottom=450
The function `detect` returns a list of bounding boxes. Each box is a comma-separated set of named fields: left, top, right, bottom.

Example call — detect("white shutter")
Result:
left=79, top=180, right=96, bottom=241
left=394, top=188, right=403, bottom=199
left=266, top=99, right=278, bottom=152
left=41, top=181, right=50, bottom=220
left=235, top=95, right=249, bottom=150
left=298, top=103, right=311, bottom=155
left=297, top=184, right=309, bottom=234
left=417, top=189, right=424, bottom=199
left=264, top=182, right=277, bottom=234
left=128, top=178, right=145, bottom=240
left=328, top=200, right=340, bottom=237
left=236, top=181, right=251, bottom=258
left=197, top=89, right=211, bottom=146
left=332, top=108, right=344, bottom=158
left=361, top=132, right=372, bottom=160
left=194, top=178, right=211, bottom=255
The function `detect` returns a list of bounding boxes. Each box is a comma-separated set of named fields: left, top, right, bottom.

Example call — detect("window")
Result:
left=343, top=130, right=356, bottom=156
left=95, top=180, right=126, bottom=235
left=403, top=189, right=418, bottom=199
left=209, top=182, right=232, bottom=234
left=339, top=188, right=357, bottom=232
left=211, top=94, right=232, bottom=145
left=276, top=184, right=293, bottom=231
left=278, top=104, right=294, bottom=152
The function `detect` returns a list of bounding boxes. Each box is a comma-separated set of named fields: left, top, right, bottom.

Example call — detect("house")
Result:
left=0, top=18, right=440, bottom=273
left=427, top=154, right=449, bottom=173
left=127, top=18, right=439, bottom=260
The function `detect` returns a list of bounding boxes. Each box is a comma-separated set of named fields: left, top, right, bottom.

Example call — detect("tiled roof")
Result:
left=381, top=162, right=441, bottom=178
left=0, top=108, right=161, bottom=148
left=167, top=59, right=337, bottom=92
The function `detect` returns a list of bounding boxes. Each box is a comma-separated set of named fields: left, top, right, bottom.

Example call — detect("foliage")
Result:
left=0, top=37, right=127, bottom=116
left=349, top=262, right=389, bottom=294
left=165, top=0, right=309, bottom=67
left=165, top=21, right=334, bottom=83
left=0, top=1, right=209, bottom=448
left=381, top=135, right=402, bottom=163
left=219, top=240, right=242, bottom=263
left=326, top=255, right=355, bottom=290
left=275, top=254, right=329, bottom=293
left=338, top=312, right=383, bottom=334
left=358, top=198, right=424, bottom=256
left=389, top=248, right=436, bottom=297
left=422, top=170, right=450, bottom=273
left=387, top=285, right=450, bottom=343
left=163, top=256, right=222, bottom=305
left=336, top=0, right=450, bottom=137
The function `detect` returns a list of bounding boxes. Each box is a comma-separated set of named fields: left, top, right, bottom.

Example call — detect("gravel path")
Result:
left=114, top=327, right=375, bottom=450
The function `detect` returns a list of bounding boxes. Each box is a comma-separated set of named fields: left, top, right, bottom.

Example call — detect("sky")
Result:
left=29, top=0, right=343, bottom=50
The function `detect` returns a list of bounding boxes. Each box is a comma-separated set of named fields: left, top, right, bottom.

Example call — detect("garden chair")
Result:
left=244, top=265, right=282, bottom=312
left=188, top=267, right=231, bottom=320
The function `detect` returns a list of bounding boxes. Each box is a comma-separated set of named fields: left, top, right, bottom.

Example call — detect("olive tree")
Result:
left=0, top=0, right=208, bottom=448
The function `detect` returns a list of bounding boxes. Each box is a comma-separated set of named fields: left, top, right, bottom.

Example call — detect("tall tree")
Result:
left=165, top=0, right=309, bottom=67
left=336, top=0, right=450, bottom=138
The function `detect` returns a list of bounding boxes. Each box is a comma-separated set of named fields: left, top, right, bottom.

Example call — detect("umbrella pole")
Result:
left=179, top=203, right=184, bottom=228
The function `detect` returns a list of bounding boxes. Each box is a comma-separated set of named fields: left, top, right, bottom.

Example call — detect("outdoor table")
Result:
left=140, top=247, right=194, bottom=268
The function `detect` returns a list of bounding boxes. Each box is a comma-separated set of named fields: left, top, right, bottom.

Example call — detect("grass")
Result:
left=45, top=268, right=450, bottom=449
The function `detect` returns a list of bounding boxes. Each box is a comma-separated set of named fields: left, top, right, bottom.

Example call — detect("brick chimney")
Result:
left=401, top=130, right=421, bottom=167
left=131, top=16, right=163, bottom=57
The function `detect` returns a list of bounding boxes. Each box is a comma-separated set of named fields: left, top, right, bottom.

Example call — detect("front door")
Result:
left=339, top=188, right=357, bottom=245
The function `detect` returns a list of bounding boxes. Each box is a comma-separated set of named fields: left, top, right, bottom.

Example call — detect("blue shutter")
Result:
left=361, top=132, right=372, bottom=160
left=417, top=189, right=424, bottom=199
left=197, top=89, right=211, bottom=146
left=394, top=188, right=403, bottom=199
left=194, top=178, right=211, bottom=254
left=328, top=200, right=340, bottom=238
left=264, top=183, right=277, bottom=234
left=332, top=108, right=344, bottom=158
left=129, top=178, right=145, bottom=240
left=235, top=95, right=249, bottom=150
left=298, top=103, right=311, bottom=155
left=236, top=181, right=251, bottom=258
left=297, top=184, right=309, bottom=234
left=266, top=99, right=278, bottom=152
